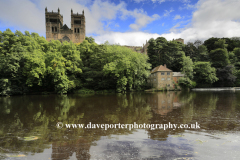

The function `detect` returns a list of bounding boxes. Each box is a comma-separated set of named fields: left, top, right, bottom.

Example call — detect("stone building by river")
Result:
left=148, top=65, right=173, bottom=89
left=148, top=65, right=184, bottom=89
left=173, top=72, right=185, bottom=83
left=45, top=7, right=86, bottom=43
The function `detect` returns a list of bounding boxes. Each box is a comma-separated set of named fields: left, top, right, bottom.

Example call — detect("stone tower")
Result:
left=45, top=7, right=85, bottom=43
left=71, top=9, right=86, bottom=43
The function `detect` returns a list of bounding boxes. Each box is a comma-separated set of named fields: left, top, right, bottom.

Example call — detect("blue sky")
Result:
left=1, top=0, right=240, bottom=46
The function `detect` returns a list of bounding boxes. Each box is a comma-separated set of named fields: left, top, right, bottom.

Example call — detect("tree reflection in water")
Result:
left=0, top=91, right=240, bottom=159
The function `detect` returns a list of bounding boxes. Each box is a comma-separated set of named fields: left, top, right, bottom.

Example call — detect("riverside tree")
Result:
left=103, top=44, right=151, bottom=92
left=178, top=56, right=196, bottom=88
left=193, top=62, right=218, bottom=87
left=147, top=37, right=185, bottom=71
left=0, top=29, right=83, bottom=95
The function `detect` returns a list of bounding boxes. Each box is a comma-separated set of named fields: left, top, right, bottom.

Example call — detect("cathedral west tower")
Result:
left=45, top=7, right=85, bottom=43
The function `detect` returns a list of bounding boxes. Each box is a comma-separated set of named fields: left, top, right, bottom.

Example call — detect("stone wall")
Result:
left=123, top=45, right=143, bottom=53
left=148, top=71, right=173, bottom=89
left=142, top=40, right=149, bottom=55
left=123, top=39, right=149, bottom=54
left=175, top=38, right=184, bottom=44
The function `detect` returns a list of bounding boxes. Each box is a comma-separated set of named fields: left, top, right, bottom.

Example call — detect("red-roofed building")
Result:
left=148, top=64, right=173, bottom=89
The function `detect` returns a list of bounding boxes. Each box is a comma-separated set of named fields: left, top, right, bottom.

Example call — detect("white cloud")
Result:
left=1, top=0, right=240, bottom=47
left=120, top=8, right=160, bottom=30
left=94, top=31, right=186, bottom=46
left=0, top=0, right=160, bottom=35
left=186, top=4, right=196, bottom=9
left=134, top=0, right=146, bottom=3
left=96, top=0, right=240, bottom=45
left=134, top=0, right=190, bottom=4
left=190, top=0, right=240, bottom=34
left=152, top=0, right=165, bottom=3
left=163, top=9, right=174, bottom=17
left=180, top=0, right=190, bottom=3
left=169, top=23, right=181, bottom=32
left=171, top=0, right=240, bottom=42
left=135, top=0, right=165, bottom=3
left=94, top=31, right=161, bottom=46
left=126, top=9, right=160, bottom=30
left=179, top=3, right=196, bottom=10
left=0, top=0, right=44, bottom=33
left=174, top=15, right=182, bottom=20
left=152, top=0, right=190, bottom=4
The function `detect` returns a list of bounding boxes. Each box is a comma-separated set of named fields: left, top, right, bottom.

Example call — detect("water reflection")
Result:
left=0, top=91, right=240, bottom=159
left=148, top=92, right=182, bottom=116
left=52, top=138, right=90, bottom=160
left=89, top=130, right=194, bottom=160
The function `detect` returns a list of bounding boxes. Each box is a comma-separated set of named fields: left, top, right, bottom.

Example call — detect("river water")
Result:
left=0, top=91, right=240, bottom=160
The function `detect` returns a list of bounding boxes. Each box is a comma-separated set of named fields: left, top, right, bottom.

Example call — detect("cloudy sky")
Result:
left=0, top=0, right=240, bottom=46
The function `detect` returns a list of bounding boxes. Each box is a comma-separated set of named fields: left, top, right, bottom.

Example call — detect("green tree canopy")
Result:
left=203, top=37, right=220, bottom=52
left=193, top=62, right=218, bottom=87
left=209, top=48, right=229, bottom=68
left=103, top=45, right=151, bottom=92
left=178, top=56, right=195, bottom=88
left=214, top=65, right=236, bottom=87
left=181, top=56, right=194, bottom=80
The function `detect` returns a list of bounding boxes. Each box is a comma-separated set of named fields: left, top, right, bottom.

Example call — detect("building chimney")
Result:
left=45, top=7, right=47, bottom=12
left=82, top=10, right=84, bottom=15
left=58, top=7, right=60, bottom=14
left=164, top=64, right=166, bottom=67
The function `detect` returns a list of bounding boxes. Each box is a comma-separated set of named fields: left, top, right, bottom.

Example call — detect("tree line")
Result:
left=1, top=28, right=240, bottom=95
left=0, top=29, right=151, bottom=95
left=147, top=37, right=240, bottom=88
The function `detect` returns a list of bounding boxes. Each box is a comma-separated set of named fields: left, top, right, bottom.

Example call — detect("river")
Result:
left=0, top=91, right=240, bottom=159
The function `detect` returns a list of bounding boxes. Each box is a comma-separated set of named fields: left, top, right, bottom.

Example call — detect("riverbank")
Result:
left=0, top=89, right=116, bottom=96
left=145, top=88, right=182, bottom=92
left=192, top=87, right=240, bottom=91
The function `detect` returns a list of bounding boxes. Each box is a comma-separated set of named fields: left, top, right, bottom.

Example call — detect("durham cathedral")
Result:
left=45, top=7, right=85, bottom=43
left=45, top=7, right=183, bottom=55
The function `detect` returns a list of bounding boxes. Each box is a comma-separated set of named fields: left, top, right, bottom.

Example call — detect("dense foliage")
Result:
left=147, top=37, right=184, bottom=72
left=1, top=28, right=240, bottom=95
left=147, top=36, right=240, bottom=88
left=0, top=29, right=151, bottom=95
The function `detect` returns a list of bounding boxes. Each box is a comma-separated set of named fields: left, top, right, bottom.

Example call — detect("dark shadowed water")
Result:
left=0, top=91, right=240, bottom=160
